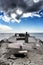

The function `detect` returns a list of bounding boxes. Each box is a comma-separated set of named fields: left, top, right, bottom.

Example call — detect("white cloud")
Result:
left=11, top=13, right=21, bottom=23
left=32, top=13, right=41, bottom=17
left=0, top=24, right=43, bottom=33
left=0, top=11, right=41, bottom=23
left=2, top=15, right=11, bottom=22
left=22, top=13, right=41, bottom=18
left=16, top=8, right=23, bottom=15
left=0, top=24, right=14, bottom=33
left=0, top=13, right=21, bottom=23
left=33, top=0, right=40, bottom=3
left=22, top=13, right=33, bottom=17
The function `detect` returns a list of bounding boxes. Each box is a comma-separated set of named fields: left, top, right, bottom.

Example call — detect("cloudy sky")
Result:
left=0, top=0, right=43, bottom=33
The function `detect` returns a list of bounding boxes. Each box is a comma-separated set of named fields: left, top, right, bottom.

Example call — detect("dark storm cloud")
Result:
left=24, top=0, right=43, bottom=12
left=0, top=0, right=43, bottom=11
left=0, top=0, right=43, bottom=20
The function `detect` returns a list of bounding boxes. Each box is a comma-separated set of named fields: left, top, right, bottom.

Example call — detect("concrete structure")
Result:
left=0, top=32, right=43, bottom=65
left=7, top=32, right=43, bottom=56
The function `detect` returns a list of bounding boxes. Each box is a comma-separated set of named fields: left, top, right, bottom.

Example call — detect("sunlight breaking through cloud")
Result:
left=0, top=11, right=42, bottom=23
left=0, top=0, right=43, bottom=23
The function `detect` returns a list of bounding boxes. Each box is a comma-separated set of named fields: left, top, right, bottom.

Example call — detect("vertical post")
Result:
left=25, top=32, right=28, bottom=43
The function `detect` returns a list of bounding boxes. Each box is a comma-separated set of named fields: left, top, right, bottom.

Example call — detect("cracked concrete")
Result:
left=0, top=33, right=43, bottom=65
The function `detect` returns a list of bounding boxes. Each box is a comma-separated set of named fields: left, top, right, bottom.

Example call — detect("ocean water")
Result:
left=30, top=33, right=43, bottom=41
left=0, top=33, right=14, bottom=41
left=0, top=33, right=43, bottom=41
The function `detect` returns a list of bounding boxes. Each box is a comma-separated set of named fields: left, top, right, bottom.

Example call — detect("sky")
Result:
left=0, top=0, right=43, bottom=33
